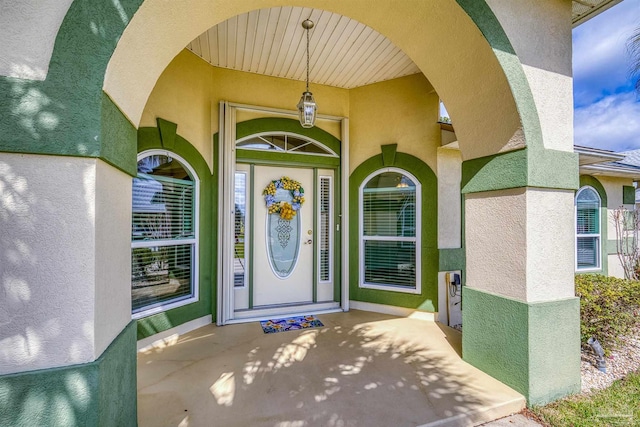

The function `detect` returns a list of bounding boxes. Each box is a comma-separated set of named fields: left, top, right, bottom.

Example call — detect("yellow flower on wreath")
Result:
left=263, top=176, right=305, bottom=220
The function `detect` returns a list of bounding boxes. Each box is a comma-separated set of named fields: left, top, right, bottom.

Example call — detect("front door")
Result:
left=253, top=165, right=314, bottom=306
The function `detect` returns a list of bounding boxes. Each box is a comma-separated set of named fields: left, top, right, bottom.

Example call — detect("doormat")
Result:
left=260, top=315, right=324, bottom=334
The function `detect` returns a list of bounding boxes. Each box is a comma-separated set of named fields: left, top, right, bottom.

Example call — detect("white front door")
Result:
left=253, top=166, right=314, bottom=306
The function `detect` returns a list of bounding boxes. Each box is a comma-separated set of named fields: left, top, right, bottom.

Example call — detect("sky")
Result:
left=573, top=0, right=640, bottom=152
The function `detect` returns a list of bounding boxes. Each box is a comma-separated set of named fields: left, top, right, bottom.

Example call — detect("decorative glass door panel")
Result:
left=253, top=166, right=314, bottom=306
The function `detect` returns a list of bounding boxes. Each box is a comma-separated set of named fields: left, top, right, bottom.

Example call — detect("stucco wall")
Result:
left=140, top=49, right=349, bottom=171
left=596, top=175, right=636, bottom=278
left=349, top=73, right=440, bottom=172
left=94, top=160, right=132, bottom=357
left=140, top=49, right=440, bottom=174
left=486, top=0, right=573, bottom=153
left=437, top=146, right=462, bottom=249
left=466, top=187, right=575, bottom=303
left=0, top=154, right=130, bottom=374
left=0, top=0, right=74, bottom=80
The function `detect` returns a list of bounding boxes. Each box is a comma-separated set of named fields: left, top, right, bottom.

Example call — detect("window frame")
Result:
left=131, top=149, right=200, bottom=319
left=358, top=167, right=422, bottom=294
left=575, top=185, right=601, bottom=272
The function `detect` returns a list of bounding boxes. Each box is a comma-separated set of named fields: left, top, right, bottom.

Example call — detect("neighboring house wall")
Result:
left=578, top=175, right=636, bottom=279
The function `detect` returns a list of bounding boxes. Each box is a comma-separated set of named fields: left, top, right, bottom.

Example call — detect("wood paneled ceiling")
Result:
left=186, top=3, right=621, bottom=88
left=186, top=7, right=421, bottom=90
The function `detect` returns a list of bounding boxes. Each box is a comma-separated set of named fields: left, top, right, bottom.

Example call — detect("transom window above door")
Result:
left=237, top=133, right=338, bottom=157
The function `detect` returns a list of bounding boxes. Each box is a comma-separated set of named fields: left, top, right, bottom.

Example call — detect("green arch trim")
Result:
left=349, top=152, right=438, bottom=311
left=235, top=118, right=341, bottom=154
left=135, top=126, right=216, bottom=339
left=577, top=175, right=608, bottom=276
left=0, top=0, right=144, bottom=176
left=455, top=0, right=543, bottom=150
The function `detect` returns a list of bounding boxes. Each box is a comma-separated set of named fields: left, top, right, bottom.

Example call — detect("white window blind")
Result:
left=131, top=154, right=198, bottom=315
left=576, top=187, right=600, bottom=270
left=234, top=172, right=247, bottom=287
left=319, top=176, right=332, bottom=282
left=360, top=170, right=420, bottom=292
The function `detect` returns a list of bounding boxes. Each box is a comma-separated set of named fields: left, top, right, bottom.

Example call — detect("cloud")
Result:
left=574, top=91, right=640, bottom=151
left=572, top=0, right=640, bottom=107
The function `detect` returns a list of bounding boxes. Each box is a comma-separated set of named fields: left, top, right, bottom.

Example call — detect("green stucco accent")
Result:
left=236, top=149, right=340, bottom=168
left=439, top=248, right=465, bottom=271
left=349, top=152, right=438, bottom=311
left=623, top=185, right=636, bottom=205
left=235, top=118, right=341, bottom=155
left=157, top=118, right=178, bottom=150
left=100, top=93, right=138, bottom=176
left=462, top=288, right=581, bottom=405
left=381, top=144, right=398, bottom=166
left=136, top=127, right=214, bottom=339
left=0, top=321, right=137, bottom=427
left=462, top=147, right=579, bottom=194
left=455, top=0, right=543, bottom=151
left=0, top=0, right=143, bottom=174
left=578, top=175, right=608, bottom=275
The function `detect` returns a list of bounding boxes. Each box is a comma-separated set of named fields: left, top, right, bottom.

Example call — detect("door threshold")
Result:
left=226, top=302, right=342, bottom=324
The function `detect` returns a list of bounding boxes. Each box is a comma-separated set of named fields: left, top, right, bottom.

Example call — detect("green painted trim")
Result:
left=236, top=149, right=340, bottom=168
left=157, top=117, right=178, bottom=150
left=454, top=0, right=543, bottom=150
left=0, top=1, right=143, bottom=174
left=235, top=118, right=341, bottom=155
left=529, top=146, right=579, bottom=190
left=462, top=288, right=581, bottom=405
left=349, top=152, right=438, bottom=311
left=462, top=147, right=579, bottom=194
left=439, top=248, right=465, bottom=271
left=0, top=321, right=137, bottom=426
left=381, top=144, right=398, bottom=166
left=136, top=127, right=214, bottom=339
left=249, top=164, right=255, bottom=309
left=100, top=92, right=138, bottom=176
left=623, top=185, right=635, bottom=205
left=462, top=148, right=527, bottom=193
left=578, top=176, right=608, bottom=276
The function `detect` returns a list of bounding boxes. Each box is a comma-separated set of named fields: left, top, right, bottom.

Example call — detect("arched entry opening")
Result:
left=0, top=1, right=582, bottom=425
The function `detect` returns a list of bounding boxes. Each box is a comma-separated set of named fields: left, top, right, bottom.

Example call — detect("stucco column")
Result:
left=462, top=185, right=581, bottom=405
left=0, top=153, right=137, bottom=426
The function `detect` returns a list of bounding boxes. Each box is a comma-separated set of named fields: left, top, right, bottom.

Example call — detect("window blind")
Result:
left=576, top=187, right=600, bottom=270
left=131, top=244, right=194, bottom=312
left=361, top=171, right=418, bottom=289
left=131, top=154, right=197, bottom=314
left=319, top=176, right=331, bottom=282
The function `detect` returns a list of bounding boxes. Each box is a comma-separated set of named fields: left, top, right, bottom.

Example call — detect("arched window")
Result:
left=359, top=168, right=421, bottom=293
left=131, top=151, right=199, bottom=316
left=576, top=186, right=601, bottom=271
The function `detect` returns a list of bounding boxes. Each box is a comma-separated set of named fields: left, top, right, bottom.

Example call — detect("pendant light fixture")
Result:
left=297, top=19, right=317, bottom=128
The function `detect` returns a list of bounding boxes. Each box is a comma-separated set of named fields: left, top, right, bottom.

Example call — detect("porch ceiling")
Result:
left=186, top=2, right=621, bottom=90
left=186, top=7, right=421, bottom=89
left=572, top=0, right=623, bottom=27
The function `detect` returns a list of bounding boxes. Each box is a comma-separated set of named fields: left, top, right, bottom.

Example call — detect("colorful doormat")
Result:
left=260, top=315, right=324, bottom=334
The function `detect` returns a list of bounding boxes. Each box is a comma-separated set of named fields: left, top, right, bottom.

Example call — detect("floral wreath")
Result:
left=263, top=176, right=305, bottom=220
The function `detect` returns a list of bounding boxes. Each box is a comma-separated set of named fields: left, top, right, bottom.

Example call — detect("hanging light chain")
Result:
left=306, top=22, right=311, bottom=92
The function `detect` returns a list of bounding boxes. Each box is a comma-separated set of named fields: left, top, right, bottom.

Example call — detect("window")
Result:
left=576, top=186, right=601, bottom=271
left=236, top=132, right=337, bottom=156
left=131, top=152, right=199, bottom=317
left=359, top=169, right=421, bottom=293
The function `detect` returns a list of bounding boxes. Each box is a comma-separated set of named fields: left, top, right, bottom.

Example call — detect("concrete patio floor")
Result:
left=137, top=310, right=525, bottom=427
